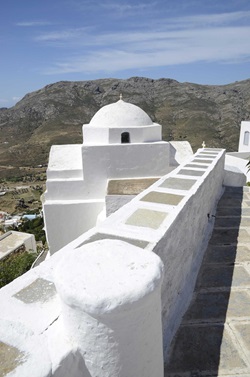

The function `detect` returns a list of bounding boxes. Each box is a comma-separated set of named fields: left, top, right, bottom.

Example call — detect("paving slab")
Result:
left=233, top=323, right=250, bottom=355
left=183, top=291, right=250, bottom=321
left=164, top=187, right=250, bottom=376
left=192, top=159, right=213, bottom=164
left=140, top=191, right=184, bottom=205
left=165, top=325, right=247, bottom=375
left=214, top=216, right=250, bottom=228
left=209, top=228, right=250, bottom=245
left=217, top=198, right=244, bottom=207
left=0, top=342, right=25, bottom=377
left=216, top=207, right=242, bottom=216
left=107, top=178, right=159, bottom=195
left=214, top=217, right=242, bottom=228
left=125, top=208, right=167, bottom=229
left=160, top=177, right=196, bottom=191
left=177, top=169, right=205, bottom=176
left=203, top=245, right=250, bottom=264
left=195, top=265, right=250, bottom=289
left=199, top=153, right=218, bottom=157
left=13, top=278, right=56, bottom=304
left=243, top=200, right=250, bottom=207
left=185, top=163, right=208, bottom=169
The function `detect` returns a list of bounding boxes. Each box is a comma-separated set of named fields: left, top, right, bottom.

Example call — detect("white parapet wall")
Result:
left=0, top=148, right=225, bottom=376
left=94, top=147, right=225, bottom=358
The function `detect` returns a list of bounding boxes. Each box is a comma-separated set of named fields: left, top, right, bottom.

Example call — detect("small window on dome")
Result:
left=121, top=132, right=130, bottom=143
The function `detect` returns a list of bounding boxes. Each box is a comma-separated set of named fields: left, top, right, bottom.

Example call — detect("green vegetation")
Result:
left=0, top=217, right=47, bottom=288
left=0, top=248, right=37, bottom=288
left=0, top=216, right=46, bottom=288
left=18, top=216, right=47, bottom=245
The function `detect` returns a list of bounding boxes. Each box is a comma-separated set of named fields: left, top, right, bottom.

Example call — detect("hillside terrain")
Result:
left=0, top=76, right=250, bottom=179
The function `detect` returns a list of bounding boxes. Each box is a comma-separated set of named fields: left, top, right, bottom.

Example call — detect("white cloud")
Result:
left=35, top=28, right=90, bottom=42
left=70, top=0, right=158, bottom=15
left=101, top=1, right=158, bottom=13
left=37, top=10, right=250, bottom=75
left=35, top=10, right=250, bottom=45
left=16, top=21, right=52, bottom=27
left=167, top=10, right=250, bottom=29
left=43, top=24, right=250, bottom=75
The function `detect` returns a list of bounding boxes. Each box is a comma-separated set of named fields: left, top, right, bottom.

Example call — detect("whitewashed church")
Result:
left=43, top=96, right=193, bottom=254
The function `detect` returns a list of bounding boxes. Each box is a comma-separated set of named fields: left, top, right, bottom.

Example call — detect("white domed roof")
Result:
left=90, top=99, right=153, bottom=128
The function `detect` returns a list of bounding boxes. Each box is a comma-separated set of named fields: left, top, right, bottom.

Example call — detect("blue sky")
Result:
left=1, top=0, right=250, bottom=107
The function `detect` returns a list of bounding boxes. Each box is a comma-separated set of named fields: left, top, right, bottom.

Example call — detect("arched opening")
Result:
left=121, top=132, right=130, bottom=143
left=244, top=131, right=249, bottom=145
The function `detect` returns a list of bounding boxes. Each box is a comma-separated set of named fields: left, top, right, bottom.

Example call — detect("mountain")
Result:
left=0, top=76, right=250, bottom=178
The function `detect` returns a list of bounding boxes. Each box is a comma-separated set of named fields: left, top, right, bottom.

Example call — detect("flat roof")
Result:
left=107, top=178, right=160, bottom=195
left=0, top=231, right=33, bottom=260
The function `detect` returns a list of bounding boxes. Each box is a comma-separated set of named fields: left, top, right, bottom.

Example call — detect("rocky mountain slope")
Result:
left=0, top=76, right=250, bottom=178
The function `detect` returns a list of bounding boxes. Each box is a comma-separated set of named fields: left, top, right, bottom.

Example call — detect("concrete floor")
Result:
left=164, top=186, right=250, bottom=377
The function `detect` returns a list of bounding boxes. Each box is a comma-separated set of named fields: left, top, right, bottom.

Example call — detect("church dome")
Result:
left=90, top=99, right=153, bottom=128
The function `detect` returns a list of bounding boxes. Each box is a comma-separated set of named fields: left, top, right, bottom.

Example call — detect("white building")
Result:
left=238, top=121, right=250, bottom=152
left=223, top=120, right=250, bottom=184
left=43, top=97, right=193, bottom=254
left=0, top=230, right=37, bottom=260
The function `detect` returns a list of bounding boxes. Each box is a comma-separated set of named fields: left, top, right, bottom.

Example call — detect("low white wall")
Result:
left=224, top=165, right=247, bottom=186
left=225, top=153, right=248, bottom=184
left=82, top=142, right=172, bottom=181
left=47, top=145, right=83, bottom=180
left=156, top=154, right=225, bottom=356
left=169, top=141, right=194, bottom=165
left=44, top=139, right=194, bottom=256
left=46, top=144, right=171, bottom=200
left=44, top=141, right=172, bottom=253
left=24, top=234, right=37, bottom=254
left=45, top=178, right=108, bottom=200
left=43, top=200, right=104, bottom=255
